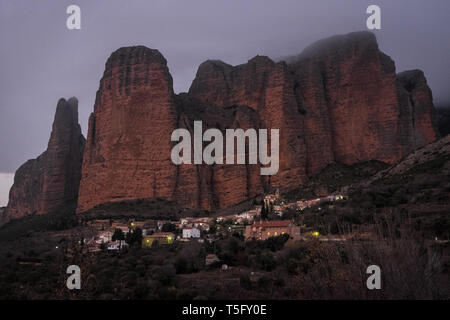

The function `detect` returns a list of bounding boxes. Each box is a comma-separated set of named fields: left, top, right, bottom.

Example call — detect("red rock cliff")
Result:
left=189, top=56, right=307, bottom=190
left=397, top=69, right=438, bottom=154
left=77, top=47, right=179, bottom=213
left=290, top=32, right=409, bottom=174
left=77, top=46, right=268, bottom=212
left=4, top=98, right=85, bottom=223
left=77, top=32, right=438, bottom=214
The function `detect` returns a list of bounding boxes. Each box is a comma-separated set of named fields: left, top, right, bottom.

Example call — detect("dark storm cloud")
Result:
left=1, top=0, right=450, bottom=177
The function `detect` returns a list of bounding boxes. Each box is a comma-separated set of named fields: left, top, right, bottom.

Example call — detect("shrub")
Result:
left=239, top=272, right=252, bottom=290
left=258, top=252, right=276, bottom=271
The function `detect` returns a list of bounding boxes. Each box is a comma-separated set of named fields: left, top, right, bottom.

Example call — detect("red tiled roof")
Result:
left=149, top=232, right=174, bottom=237
left=253, top=220, right=292, bottom=227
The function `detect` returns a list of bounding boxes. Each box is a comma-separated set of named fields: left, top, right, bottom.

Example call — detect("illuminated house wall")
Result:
left=142, top=232, right=175, bottom=247
left=245, top=220, right=301, bottom=241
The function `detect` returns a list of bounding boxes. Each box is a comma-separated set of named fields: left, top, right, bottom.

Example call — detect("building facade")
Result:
left=107, top=240, right=128, bottom=250
left=142, top=232, right=175, bottom=247
left=245, top=220, right=301, bottom=241
left=182, top=227, right=201, bottom=238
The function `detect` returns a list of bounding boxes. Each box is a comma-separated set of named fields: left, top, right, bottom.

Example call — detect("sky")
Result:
left=1, top=0, right=450, bottom=206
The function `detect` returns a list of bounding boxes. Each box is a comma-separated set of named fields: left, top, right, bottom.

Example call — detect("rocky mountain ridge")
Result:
left=3, top=31, right=439, bottom=223
left=2, top=98, right=85, bottom=224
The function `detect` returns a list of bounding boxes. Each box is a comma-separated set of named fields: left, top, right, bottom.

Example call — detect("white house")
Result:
left=107, top=240, right=128, bottom=251
left=98, top=231, right=113, bottom=243
left=182, top=227, right=201, bottom=238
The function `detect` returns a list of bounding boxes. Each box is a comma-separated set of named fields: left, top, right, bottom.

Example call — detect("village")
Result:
left=82, top=191, right=349, bottom=258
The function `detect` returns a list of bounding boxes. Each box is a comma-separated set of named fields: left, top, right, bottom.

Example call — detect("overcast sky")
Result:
left=1, top=0, right=449, bottom=206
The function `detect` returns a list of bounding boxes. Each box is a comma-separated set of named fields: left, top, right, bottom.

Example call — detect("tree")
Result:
left=112, top=229, right=125, bottom=241
left=261, top=203, right=268, bottom=220
left=133, top=228, right=143, bottom=246
left=209, top=224, right=217, bottom=234
left=125, top=228, right=143, bottom=247
left=240, top=273, right=252, bottom=290
left=175, top=256, right=188, bottom=274
left=269, top=202, right=274, bottom=214
left=257, top=275, right=272, bottom=290
left=161, top=222, right=176, bottom=233
left=265, top=233, right=290, bottom=252
left=259, top=252, right=276, bottom=271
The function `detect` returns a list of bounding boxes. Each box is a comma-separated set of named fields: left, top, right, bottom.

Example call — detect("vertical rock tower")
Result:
left=4, top=98, right=85, bottom=222
left=77, top=47, right=179, bottom=212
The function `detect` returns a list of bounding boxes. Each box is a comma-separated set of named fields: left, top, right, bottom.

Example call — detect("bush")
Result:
left=152, top=265, right=176, bottom=286
left=161, top=223, right=176, bottom=233
left=257, top=276, right=272, bottom=290
left=175, top=256, right=188, bottom=274
left=264, top=234, right=289, bottom=252
left=112, top=229, right=125, bottom=241
left=258, top=253, right=276, bottom=271
left=239, top=272, right=252, bottom=290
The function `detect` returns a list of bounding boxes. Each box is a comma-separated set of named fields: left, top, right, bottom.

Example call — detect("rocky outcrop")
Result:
left=290, top=32, right=412, bottom=174
left=0, top=207, right=5, bottom=226
left=436, top=107, right=450, bottom=137
left=77, top=32, right=438, bottom=214
left=189, top=56, right=307, bottom=190
left=4, top=98, right=85, bottom=223
left=76, top=44, right=268, bottom=212
left=173, top=95, right=266, bottom=211
left=397, top=70, right=438, bottom=153
left=77, top=47, right=179, bottom=213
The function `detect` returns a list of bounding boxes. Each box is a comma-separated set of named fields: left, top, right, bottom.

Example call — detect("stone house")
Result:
left=245, top=220, right=301, bottom=241
left=142, top=232, right=175, bottom=247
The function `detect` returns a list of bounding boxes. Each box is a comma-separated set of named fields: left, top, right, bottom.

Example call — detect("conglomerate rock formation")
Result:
left=76, top=31, right=437, bottom=214
left=3, top=98, right=85, bottom=223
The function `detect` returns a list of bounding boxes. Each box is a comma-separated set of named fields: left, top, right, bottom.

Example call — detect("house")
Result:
left=205, top=254, right=220, bottom=266
left=111, top=223, right=131, bottom=235
left=142, top=232, right=175, bottom=247
left=132, top=221, right=146, bottom=228
left=142, top=221, right=158, bottom=235
left=193, top=221, right=210, bottom=231
left=107, top=240, right=128, bottom=251
left=98, top=231, right=113, bottom=243
left=182, top=227, right=201, bottom=238
left=89, top=219, right=111, bottom=230
left=230, top=224, right=246, bottom=236
left=245, top=220, right=301, bottom=241
left=157, top=220, right=173, bottom=231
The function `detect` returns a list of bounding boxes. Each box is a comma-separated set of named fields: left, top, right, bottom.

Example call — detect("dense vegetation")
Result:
left=0, top=213, right=449, bottom=300
left=0, top=154, right=449, bottom=299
